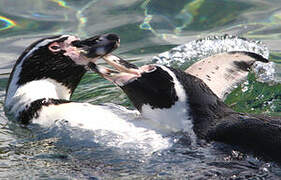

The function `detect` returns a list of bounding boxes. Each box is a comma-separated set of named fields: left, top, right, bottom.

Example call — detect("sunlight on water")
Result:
left=139, top=0, right=253, bottom=40
left=50, top=0, right=69, bottom=8
left=139, top=0, right=193, bottom=39
left=0, top=15, right=16, bottom=31
left=0, top=0, right=280, bottom=179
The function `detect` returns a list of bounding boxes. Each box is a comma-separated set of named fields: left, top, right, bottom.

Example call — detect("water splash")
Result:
left=253, top=62, right=281, bottom=85
left=0, top=15, right=16, bottom=31
left=153, top=34, right=269, bottom=66
left=152, top=34, right=280, bottom=84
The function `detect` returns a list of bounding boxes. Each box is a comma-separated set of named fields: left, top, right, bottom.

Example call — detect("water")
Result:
left=0, top=0, right=280, bottom=179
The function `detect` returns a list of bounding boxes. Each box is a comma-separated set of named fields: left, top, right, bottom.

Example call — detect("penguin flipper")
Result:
left=185, top=51, right=268, bottom=100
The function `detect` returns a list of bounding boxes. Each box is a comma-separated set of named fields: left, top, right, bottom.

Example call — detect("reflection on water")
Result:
left=140, top=0, right=253, bottom=38
left=0, top=15, right=16, bottom=31
left=51, top=0, right=69, bottom=8
left=0, top=0, right=280, bottom=179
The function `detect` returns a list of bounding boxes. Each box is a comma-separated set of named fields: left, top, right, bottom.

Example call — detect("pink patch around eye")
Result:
left=48, top=42, right=61, bottom=52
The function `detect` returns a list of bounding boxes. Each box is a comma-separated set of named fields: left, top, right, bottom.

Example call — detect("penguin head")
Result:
left=90, top=55, right=188, bottom=112
left=120, top=65, right=182, bottom=111
left=5, top=34, right=120, bottom=104
left=92, top=55, right=228, bottom=134
left=91, top=55, right=195, bottom=132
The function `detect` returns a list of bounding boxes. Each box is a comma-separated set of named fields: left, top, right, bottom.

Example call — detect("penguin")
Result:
left=92, top=53, right=281, bottom=161
left=4, top=34, right=171, bottom=151
left=5, top=33, right=120, bottom=124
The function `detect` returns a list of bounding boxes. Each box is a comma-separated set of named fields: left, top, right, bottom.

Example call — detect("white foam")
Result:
left=36, top=102, right=171, bottom=153
left=253, top=61, right=281, bottom=85
left=153, top=35, right=281, bottom=85
left=153, top=35, right=269, bottom=67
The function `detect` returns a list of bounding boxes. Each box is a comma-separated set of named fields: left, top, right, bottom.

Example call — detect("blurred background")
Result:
left=0, top=0, right=280, bottom=74
left=0, top=0, right=280, bottom=179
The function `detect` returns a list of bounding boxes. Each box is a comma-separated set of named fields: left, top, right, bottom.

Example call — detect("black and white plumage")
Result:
left=4, top=34, right=173, bottom=151
left=5, top=34, right=119, bottom=123
left=5, top=33, right=281, bottom=159
left=94, top=53, right=281, bottom=161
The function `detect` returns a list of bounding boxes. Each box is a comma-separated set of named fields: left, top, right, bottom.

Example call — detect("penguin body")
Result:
left=4, top=34, right=171, bottom=152
left=96, top=53, right=281, bottom=161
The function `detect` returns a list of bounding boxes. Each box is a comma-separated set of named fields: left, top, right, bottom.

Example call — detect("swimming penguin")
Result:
left=92, top=54, right=281, bottom=161
left=4, top=34, right=172, bottom=151
left=5, top=33, right=120, bottom=124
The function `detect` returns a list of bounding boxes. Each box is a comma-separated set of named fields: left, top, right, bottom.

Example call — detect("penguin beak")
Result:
left=89, top=54, right=156, bottom=86
left=72, top=33, right=120, bottom=60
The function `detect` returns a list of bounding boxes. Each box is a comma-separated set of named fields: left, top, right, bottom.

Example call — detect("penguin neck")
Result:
left=5, top=78, right=72, bottom=120
left=141, top=98, right=193, bottom=133
left=169, top=67, right=235, bottom=139
left=139, top=65, right=196, bottom=137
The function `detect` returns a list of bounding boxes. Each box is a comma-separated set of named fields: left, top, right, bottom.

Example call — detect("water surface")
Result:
left=0, top=0, right=280, bottom=179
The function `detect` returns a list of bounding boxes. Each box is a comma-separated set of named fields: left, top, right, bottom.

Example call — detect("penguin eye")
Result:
left=50, top=45, right=60, bottom=50
left=49, top=42, right=61, bottom=52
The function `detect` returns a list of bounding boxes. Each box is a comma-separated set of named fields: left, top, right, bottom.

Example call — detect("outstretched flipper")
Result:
left=185, top=51, right=268, bottom=99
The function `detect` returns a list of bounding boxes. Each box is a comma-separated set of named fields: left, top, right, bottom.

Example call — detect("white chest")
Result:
left=5, top=78, right=71, bottom=117
left=141, top=101, right=194, bottom=134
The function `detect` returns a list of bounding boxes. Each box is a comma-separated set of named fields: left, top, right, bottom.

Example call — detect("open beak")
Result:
left=88, top=54, right=156, bottom=86
left=74, top=33, right=156, bottom=85
left=72, top=33, right=120, bottom=61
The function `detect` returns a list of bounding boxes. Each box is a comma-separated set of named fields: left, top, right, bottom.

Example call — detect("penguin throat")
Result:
left=4, top=78, right=72, bottom=120
left=140, top=98, right=195, bottom=137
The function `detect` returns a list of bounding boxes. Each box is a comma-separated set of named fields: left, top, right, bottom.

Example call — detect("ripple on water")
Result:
left=140, top=0, right=254, bottom=37
left=0, top=0, right=280, bottom=179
